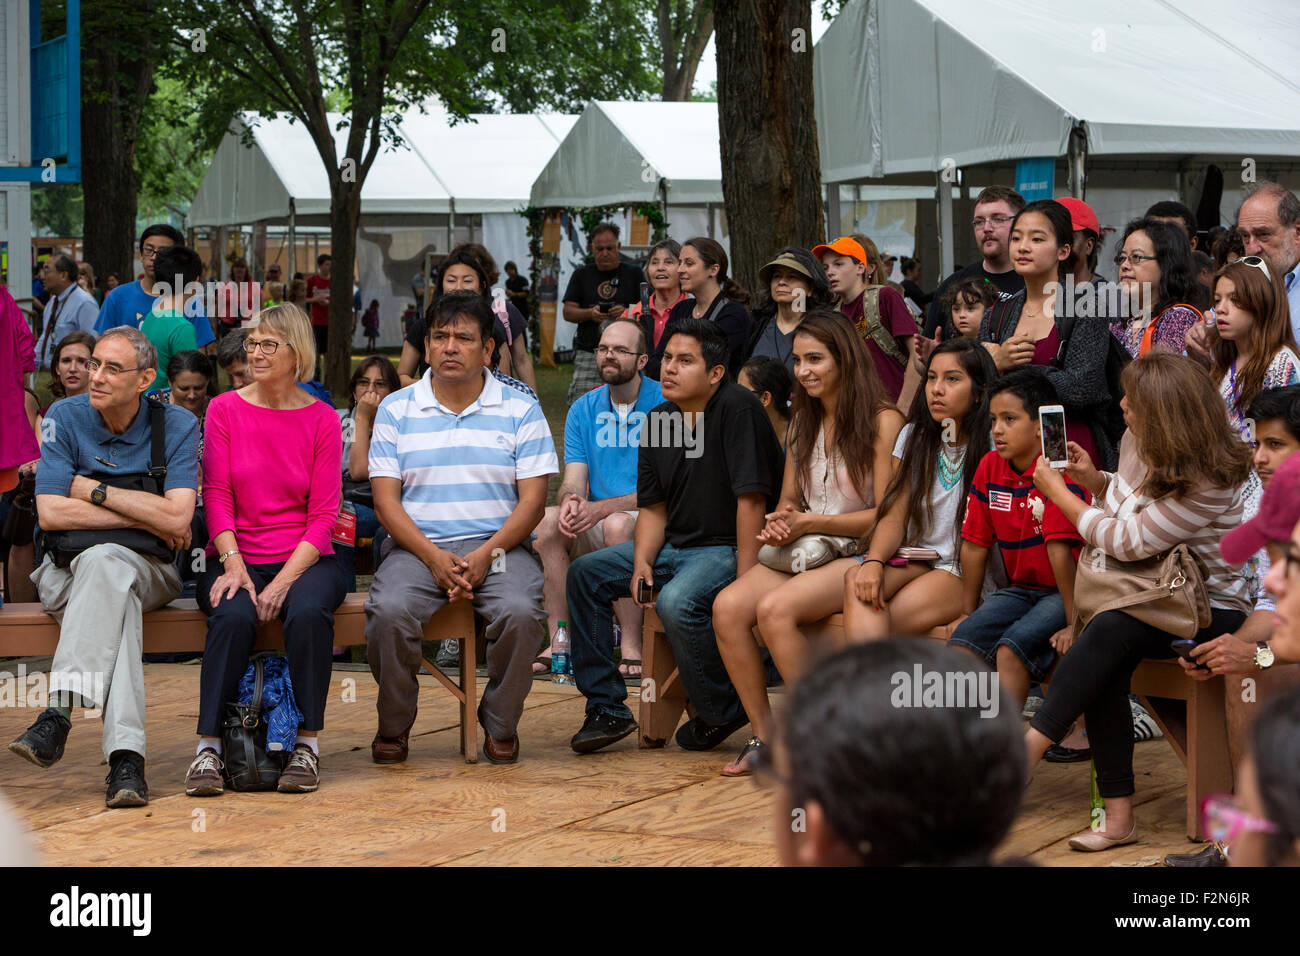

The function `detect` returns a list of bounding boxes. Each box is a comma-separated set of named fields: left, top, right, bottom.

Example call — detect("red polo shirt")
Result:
left=305, top=274, right=330, bottom=327
left=625, top=291, right=689, bottom=349
left=962, top=450, right=1090, bottom=590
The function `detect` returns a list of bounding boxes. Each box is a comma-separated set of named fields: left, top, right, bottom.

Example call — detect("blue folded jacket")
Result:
left=237, top=656, right=303, bottom=752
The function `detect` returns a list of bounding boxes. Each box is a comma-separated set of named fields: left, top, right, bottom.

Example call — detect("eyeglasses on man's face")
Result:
left=595, top=345, right=639, bottom=359
left=87, top=359, right=142, bottom=377
left=243, top=338, right=285, bottom=355
left=972, top=215, right=1014, bottom=229
left=140, top=243, right=170, bottom=260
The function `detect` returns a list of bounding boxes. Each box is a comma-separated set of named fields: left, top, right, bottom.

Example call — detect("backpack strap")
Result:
left=146, top=397, right=168, bottom=495
left=859, top=287, right=907, bottom=367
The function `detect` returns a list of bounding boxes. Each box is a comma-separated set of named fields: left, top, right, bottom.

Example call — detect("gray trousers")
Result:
left=32, top=544, right=182, bottom=761
left=364, top=539, right=546, bottom=741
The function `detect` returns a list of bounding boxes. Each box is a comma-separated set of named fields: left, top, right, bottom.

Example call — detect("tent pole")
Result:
left=449, top=200, right=456, bottom=252
left=1068, top=122, right=1087, bottom=200
left=827, top=182, right=842, bottom=240
left=937, top=175, right=954, bottom=279
left=287, top=199, right=296, bottom=281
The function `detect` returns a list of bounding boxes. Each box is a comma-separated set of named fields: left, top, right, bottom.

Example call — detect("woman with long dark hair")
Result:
left=714, top=310, right=903, bottom=775
left=843, top=337, right=996, bottom=639
left=978, top=198, right=1113, bottom=467
left=1110, top=217, right=1205, bottom=359
left=743, top=246, right=834, bottom=373
left=339, top=355, right=401, bottom=540
left=645, top=237, right=752, bottom=380
left=738, top=355, right=793, bottom=450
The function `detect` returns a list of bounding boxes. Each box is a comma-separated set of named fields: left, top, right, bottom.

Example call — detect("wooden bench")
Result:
left=0, top=592, right=483, bottom=763
left=640, top=611, right=1226, bottom=840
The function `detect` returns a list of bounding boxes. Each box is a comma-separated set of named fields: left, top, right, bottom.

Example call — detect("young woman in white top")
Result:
left=714, top=310, right=904, bottom=775
left=843, top=337, right=997, bottom=640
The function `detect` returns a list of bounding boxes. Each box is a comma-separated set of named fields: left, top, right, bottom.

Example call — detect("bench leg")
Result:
left=639, top=612, right=687, bottom=748
left=461, top=625, right=478, bottom=764
left=1185, top=680, right=1231, bottom=841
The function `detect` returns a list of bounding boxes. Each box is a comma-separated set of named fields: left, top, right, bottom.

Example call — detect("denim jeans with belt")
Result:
left=566, top=539, right=742, bottom=726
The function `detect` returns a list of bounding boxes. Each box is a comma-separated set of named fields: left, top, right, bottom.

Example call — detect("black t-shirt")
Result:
left=645, top=297, right=752, bottom=382
left=562, top=261, right=644, bottom=351
left=506, top=274, right=530, bottom=321
left=637, top=382, right=784, bottom=550
left=923, top=262, right=1024, bottom=336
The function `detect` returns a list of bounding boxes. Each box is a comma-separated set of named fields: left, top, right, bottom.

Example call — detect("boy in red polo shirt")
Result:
left=949, top=368, right=1091, bottom=708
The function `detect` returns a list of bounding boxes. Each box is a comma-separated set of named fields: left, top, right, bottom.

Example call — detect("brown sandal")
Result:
left=720, top=736, right=765, bottom=777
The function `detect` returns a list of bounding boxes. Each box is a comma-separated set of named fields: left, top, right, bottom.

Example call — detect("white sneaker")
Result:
left=1131, top=698, right=1163, bottom=741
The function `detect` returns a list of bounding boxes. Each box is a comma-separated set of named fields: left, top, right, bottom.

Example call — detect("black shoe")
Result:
left=105, top=750, right=149, bottom=808
left=675, top=714, right=749, bottom=752
left=1044, top=743, right=1092, bottom=763
left=1163, top=844, right=1227, bottom=867
left=570, top=710, right=638, bottom=754
left=8, top=708, right=71, bottom=768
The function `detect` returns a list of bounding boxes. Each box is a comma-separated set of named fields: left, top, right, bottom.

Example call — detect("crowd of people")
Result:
left=4, top=177, right=1300, bottom=868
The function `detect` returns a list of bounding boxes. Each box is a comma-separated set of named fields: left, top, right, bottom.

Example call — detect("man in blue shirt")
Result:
left=95, top=224, right=216, bottom=351
left=535, top=319, right=662, bottom=678
left=35, top=255, right=99, bottom=369
left=8, top=326, right=199, bottom=809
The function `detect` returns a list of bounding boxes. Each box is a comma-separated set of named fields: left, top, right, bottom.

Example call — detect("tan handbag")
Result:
left=1072, top=543, right=1211, bottom=639
left=758, top=533, right=861, bottom=573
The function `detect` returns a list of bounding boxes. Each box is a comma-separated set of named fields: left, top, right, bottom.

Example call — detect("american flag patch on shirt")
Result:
left=989, top=490, right=1014, bottom=512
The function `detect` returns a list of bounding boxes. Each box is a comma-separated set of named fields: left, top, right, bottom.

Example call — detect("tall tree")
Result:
left=659, top=1, right=714, bottom=101
left=167, top=0, right=658, bottom=395
left=80, top=0, right=157, bottom=284
left=714, top=0, right=824, bottom=296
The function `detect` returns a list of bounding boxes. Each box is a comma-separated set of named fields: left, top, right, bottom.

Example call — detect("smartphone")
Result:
left=1039, top=405, right=1068, bottom=470
left=1171, top=639, right=1209, bottom=671
left=636, top=578, right=655, bottom=604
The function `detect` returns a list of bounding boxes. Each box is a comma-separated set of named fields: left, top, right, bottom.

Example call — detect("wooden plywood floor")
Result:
left=0, top=664, right=1205, bottom=866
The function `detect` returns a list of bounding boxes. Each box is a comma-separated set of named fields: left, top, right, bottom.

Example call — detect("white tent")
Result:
left=187, top=109, right=576, bottom=347
left=815, top=0, right=1300, bottom=274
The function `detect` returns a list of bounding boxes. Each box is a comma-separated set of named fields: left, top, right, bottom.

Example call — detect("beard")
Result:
left=599, top=362, right=637, bottom=387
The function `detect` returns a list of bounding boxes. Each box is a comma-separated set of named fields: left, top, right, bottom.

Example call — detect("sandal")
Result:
left=532, top=654, right=552, bottom=678
left=619, top=659, right=642, bottom=682
left=719, top=736, right=765, bottom=777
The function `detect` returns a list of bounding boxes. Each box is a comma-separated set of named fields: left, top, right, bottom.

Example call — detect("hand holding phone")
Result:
left=1171, top=639, right=1210, bottom=671
left=1039, top=405, right=1068, bottom=470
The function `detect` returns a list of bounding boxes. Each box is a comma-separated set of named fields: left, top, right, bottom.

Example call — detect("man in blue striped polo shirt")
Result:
left=364, top=291, right=558, bottom=765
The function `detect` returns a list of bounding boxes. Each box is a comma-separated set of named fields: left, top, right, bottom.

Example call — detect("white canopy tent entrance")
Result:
left=815, top=0, right=1300, bottom=285
left=188, top=109, right=576, bottom=349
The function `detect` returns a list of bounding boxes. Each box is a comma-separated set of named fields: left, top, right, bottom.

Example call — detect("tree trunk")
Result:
left=325, top=181, right=362, bottom=396
left=714, top=0, right=823, bottom=296
left=660, top=1, right=715, bottom=101
left=80, top=1, right=155, bottom=282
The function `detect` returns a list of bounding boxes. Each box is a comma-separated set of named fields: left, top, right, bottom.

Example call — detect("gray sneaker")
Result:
left=185, top=748, right=225, bottom=797
left=435, top=638, right=460, bottom=668
left=277, top=743, right=319, bottom=793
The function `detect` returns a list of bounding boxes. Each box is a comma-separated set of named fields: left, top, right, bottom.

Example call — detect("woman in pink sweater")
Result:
left=185, top=304, right=345, bottom=797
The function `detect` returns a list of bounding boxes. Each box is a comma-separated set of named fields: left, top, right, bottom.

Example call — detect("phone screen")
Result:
left=1040, top=408, right=1068, bottom=466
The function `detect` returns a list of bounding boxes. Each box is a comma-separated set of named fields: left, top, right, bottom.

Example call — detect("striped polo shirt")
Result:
left=368, top=369, right=558, bottom=544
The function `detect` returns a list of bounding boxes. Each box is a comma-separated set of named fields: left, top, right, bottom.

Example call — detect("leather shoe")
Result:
left=371, top=732, right=409, bottom=764
left=1044, top=743, right=1092, bottom=763
left=483, top=734, right=519, bottom=764
left=1068, top=819, right=1139, bottom=852
left=1163, top=844, right=1227, bottom=867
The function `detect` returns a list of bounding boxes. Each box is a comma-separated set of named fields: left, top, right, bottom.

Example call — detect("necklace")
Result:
left=937, top=442, right=967, bottom=490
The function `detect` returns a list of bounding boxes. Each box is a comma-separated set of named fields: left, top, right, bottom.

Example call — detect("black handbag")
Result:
left=38, top=398, right=177, bottom=569
left=221, top=653, right=286, bottom=792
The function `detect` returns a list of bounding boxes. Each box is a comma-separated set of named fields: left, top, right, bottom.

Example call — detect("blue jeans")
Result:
left=566, top=539, right=742, bottom=725
left=353, top=503, right=380, bottom=540
left=948, top=585, right=1064, bottom=682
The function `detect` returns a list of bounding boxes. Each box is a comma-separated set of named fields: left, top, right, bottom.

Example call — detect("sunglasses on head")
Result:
left=1232, top=255, right=1271, bottom=279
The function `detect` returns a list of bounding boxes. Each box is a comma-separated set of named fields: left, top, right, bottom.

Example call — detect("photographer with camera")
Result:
left=562, top=222, right=643, bottom=405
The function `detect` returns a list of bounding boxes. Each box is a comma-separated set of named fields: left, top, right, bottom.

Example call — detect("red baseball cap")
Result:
left=1056, top=197, right=1100, bottom=235
left=812, top=237, right=868, bottom=265
left=1221, top=453, right=1300, bottom=565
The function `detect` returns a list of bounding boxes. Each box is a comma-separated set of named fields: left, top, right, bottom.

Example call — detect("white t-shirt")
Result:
left=892, top=423, right=966, bottom=574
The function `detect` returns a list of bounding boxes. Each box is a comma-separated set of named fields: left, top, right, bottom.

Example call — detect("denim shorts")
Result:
left=948, top=585, right=1065, bottom=682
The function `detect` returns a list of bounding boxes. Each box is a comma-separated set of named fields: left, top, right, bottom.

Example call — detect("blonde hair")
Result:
left=249, top=303, right=316, bottom=383
left=851, top=233, right=890, bottom=287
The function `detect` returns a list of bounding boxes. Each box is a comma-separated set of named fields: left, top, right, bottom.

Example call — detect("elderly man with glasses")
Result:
left=534, top=318, right=663, bottom=679
left=8, top=326, right=199, bottom=809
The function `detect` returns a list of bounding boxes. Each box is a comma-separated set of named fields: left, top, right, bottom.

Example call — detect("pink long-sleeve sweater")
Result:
left=202, top=390, right=341, bottom=563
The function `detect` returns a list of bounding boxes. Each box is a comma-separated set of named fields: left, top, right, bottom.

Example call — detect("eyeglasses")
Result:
left=595, top=346, right=639, bottom=359
left=242, top=338, right=284, bottom=355
left=1233, top=255, right=1272, bottom=279
left=356, top=378, right=387, bottom=389
left=1114, top=252, right=1157, bottom=267
left=1201, top=794, right=1278, bottom=845
left=87, top=359, right=142, bottom=376
left=140, top=244, right=168, bottom=260
left=972, top=215, right=1014, bottom=229
left=1283, top=544, right=1300, bottom=577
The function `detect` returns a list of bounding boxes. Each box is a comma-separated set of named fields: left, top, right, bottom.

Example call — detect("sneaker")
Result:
left=1021, top=694, right=1045, bottom=719
left=435, top=639, right=460, bottom=669
left=185, top=748, right=225, bottom=797
left=570, top=710, right=638, bottom=754
left=674, top=714, right=750, bottom=752
left=277, top=743, right=319, bottom=793
left=1131, top=698, right=1163, bottom=741
left=8, top=708, right=71, bottom=768
left=105, top=751, right=149, bottom=808
left=1163, top=843, right=1227, bottom=867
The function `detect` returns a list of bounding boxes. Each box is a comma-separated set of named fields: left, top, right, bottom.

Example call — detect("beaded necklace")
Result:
left=937, top=442, right=967, bottom=490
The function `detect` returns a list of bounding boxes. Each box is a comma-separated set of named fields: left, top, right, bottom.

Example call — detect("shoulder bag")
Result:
left=222, top=653, right=286, bottom=791
left=1072, top=543, right=1211, bottom=639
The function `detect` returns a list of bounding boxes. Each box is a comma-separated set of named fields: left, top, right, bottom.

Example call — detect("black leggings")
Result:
left=1031, top=607, right=1246, bottom=799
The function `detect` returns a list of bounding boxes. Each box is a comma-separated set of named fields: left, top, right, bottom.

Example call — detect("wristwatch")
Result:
left=1255, top=641, right=1276, bottom=670
left=90, top=482, right=108, bottom=506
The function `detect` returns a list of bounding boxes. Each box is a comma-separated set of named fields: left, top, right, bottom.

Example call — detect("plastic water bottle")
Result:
left=551, top=621, right=574, bottom=684
left=612, top=622, right=622, bottom=651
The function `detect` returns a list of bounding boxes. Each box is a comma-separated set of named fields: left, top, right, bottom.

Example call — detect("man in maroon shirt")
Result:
left=305, top=254, right=332, bottom=378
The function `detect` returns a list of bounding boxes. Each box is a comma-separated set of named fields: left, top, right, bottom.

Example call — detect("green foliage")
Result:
left=31, top=184, right=83, bottom=237
left=135, top=75, right=214, bottom=226
left=689, top=79, right=717, bottom=102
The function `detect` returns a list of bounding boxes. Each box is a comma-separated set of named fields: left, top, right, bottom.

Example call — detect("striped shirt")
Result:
left=1077, top=431, right=1248, bottom=612
left=368, top=368, right=557, bottom=544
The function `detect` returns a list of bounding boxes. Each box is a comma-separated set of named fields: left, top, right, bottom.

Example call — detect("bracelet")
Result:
left=861, top=557, right=885, bottom=566
left=217, top=549, right=241, bottom=564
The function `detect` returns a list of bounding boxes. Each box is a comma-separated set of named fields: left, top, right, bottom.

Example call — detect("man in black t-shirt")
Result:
left=566, top=319, right=784, bottom=754
left=562, top=221, right=643, bottom=405
left=504, top=260, right=530, bottom=322
left=924, top=185, right=1026, bottom=336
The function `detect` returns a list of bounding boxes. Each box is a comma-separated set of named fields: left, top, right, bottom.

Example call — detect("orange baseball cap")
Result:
left=812, top=237, right=868, bottom=264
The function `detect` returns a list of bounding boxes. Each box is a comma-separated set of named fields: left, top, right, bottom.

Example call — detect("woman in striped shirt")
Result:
left=1027, top=353, right=1253, bottom=852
